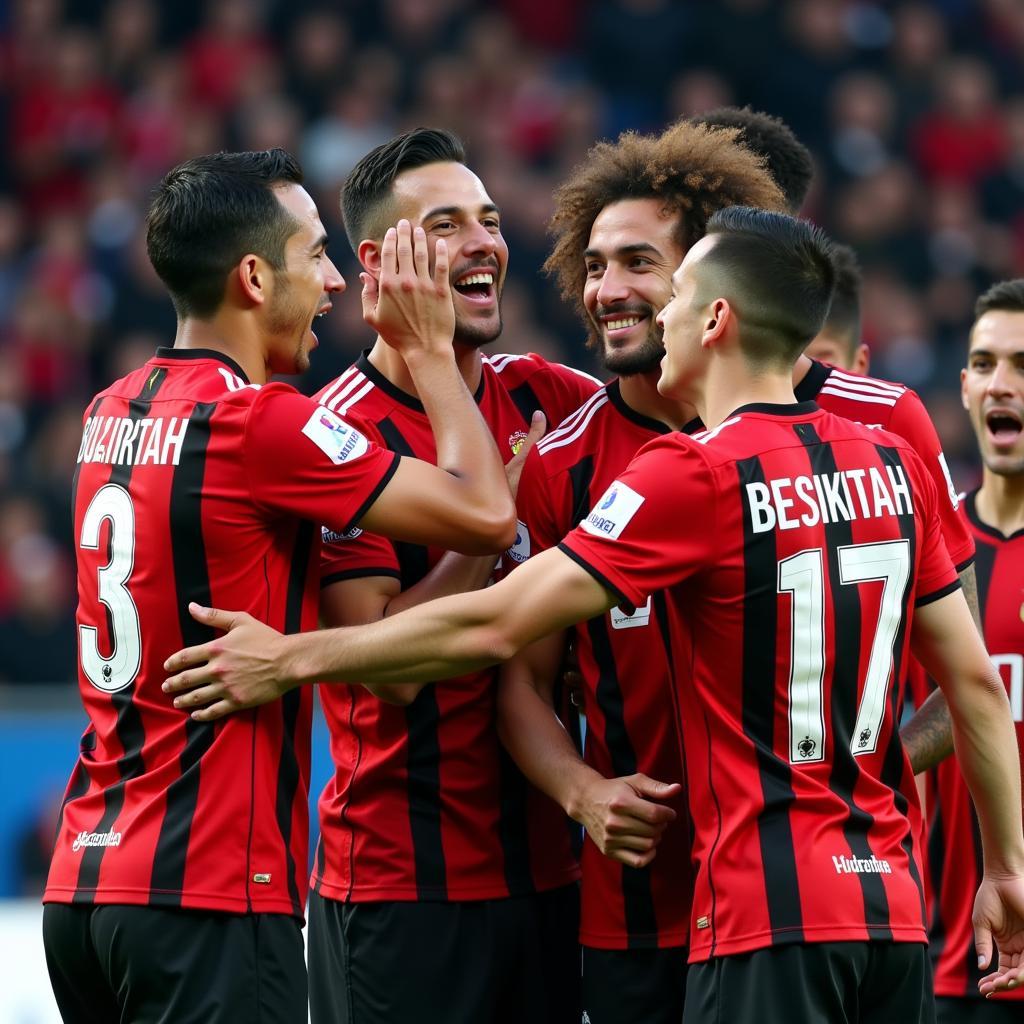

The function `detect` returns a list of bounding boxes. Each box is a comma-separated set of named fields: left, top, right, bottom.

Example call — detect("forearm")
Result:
left=497, top=671, right=599, bottom=816
left=901, top=563, right=982, bottom=773
left=384, top=550, right=499, bottom=617
left=900, top=687, right=954, bottom=773
left=287, top=589, right=516, bottom=687
left=405, top=350, right=512, bottom=517
left=947, top=672, right=1024, bottom=873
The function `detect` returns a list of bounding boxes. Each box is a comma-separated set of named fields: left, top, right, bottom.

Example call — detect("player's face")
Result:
left=805, top=332, right=870, bottom=375
left=655, top=236, right=714, bottom=401
left=390, top=161, right=508, bottom=349
left=962, top=310, right=1024, bottom=476
left=582, top=198, right=683, bottom=375
left=267, top=183, right=344, bottom=375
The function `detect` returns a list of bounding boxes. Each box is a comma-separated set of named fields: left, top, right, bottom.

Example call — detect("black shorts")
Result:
left=42, top=903, right=306, bottom=1024
left=581, top=944, right=687, bottom=1024
left=684, top=941, right=934, bottom=1024
left=936, top=996, right=1024, bottom=1024
left=308, top=883, right=580, bottom=1024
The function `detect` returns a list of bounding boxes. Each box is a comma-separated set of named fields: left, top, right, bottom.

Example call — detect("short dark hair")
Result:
left=698, top=206, right=836, bottom=367
left=545, top=119, right=784, bottom=335
left=694, top=107, right=814, bottom=214
left=146, top=148, right=303, bottom=319
left=821, top=242, right=863, bottom=353
left=341, top=127, right=466, bottom=252
left=974, top=278, right=1024, bottom=320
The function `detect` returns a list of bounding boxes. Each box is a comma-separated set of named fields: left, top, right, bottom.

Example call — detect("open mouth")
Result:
left=600, top=312, right=648, bottom=338
left=452, top=270, right=495, bottom=305
left=985, top=407, right=1024, bottom=446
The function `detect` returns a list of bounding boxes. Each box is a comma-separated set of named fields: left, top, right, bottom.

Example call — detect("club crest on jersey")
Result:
left=509, top=430, right=528, bottom=455
left=302, top=408, right=369, bottom=465
left=507, top=520, right=530, bottom=564
left=582, top=481, right=645, bottom=540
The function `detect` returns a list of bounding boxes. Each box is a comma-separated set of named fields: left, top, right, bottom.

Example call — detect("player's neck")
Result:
left=171, top=318, right=268, bottom=384
left=700, top=362, right=797, bottom=428
left=618, top=371, right=694, bottom=430
left=367, top=337, right=483, bottom=399
left=791, top=353, right=814, bottom=388
left=975, top=469, right=1024, bottom=536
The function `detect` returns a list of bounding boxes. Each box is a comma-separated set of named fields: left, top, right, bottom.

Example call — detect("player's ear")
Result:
left=358, top=238, right=382, bottom=279
left=701, top=297, right=731, bottom=349
left=235, top=254, right=268, bottom=307
left=960, top=366, right=969, bottom=411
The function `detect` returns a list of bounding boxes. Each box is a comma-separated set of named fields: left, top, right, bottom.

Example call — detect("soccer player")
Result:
left=42, top=149, right=518, bottom=1023
left=165, top=207, right=1024, bottom=1021
left=916, top=279, right=1024, bottom=1021
left=307, top=128, right=600, bottom=1024
left=694, top=106, right=815, bottom=214
left=804, top=242, right=870, bottom=374
left=497, top=119, right=785, bottom=1024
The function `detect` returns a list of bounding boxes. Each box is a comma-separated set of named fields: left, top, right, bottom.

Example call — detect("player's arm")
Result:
left=900, top=562, right=981, bottom=773
left=164, top=547, right=615, bottom=715
left=321, top=413, right=547, bottom=706
left=497, top=633, right=679, bottom=868
left=355, top=220, right=515, bottom=553
left=911, top=589, right=1024, bottom=993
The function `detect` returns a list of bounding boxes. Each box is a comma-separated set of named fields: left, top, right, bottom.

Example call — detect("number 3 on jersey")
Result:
left=79, top=483, right=142, bottom=692
left=779, top=540, right=911, bottom=764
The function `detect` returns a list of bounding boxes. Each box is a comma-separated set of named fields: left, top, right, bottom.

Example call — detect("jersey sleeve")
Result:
left=905, top=448, right=961, bottom=607
left=243, top=384, right=400, bottom=536
left=889, top=389, right=975, bottom=571
left=558, top=435, right=717, bottom=609
left=320, top=529, right=400, bottom=587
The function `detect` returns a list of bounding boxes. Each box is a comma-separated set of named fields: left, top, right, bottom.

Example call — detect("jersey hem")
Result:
left=580, top=928, right=690, bottom=950
left=309, top=867, right=580, bottom=903
left=687, top=924, right=927, bottom=962
left=42, top=886, right=302, bottom=918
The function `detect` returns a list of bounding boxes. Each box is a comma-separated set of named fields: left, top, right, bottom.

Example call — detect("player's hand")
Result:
left=361, top=219, right=455, bottom=356
left=162, top=603, right=297, bottom=721
left=572, top=774, right=681, bottom=869
left=504, top=411, right=545, bottom=498
left=974, top=872, right=1024, bottom=995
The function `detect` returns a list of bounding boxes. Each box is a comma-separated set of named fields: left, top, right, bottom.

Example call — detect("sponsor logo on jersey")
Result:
left=831, top=853, right=892, bottom=875
left=321, top=525, right=363, bottom=543
left=302, top=407, right=369, bottom=464
left=72, top=829, right=122, bottom=852
left=610, top=595, right=652, bottom=629
left=509, top=430, right=528, bottom=455
left=507, top=520, right=530, bottom=564
left=581, top=481, right=645, bottom=540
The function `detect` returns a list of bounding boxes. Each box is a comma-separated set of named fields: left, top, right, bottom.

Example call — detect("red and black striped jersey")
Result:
left=513, top=379, right=692, bottom=950
left=44, top=349, right=399, bottom=918
left=560, top=402, right=959, bottom=962
left=798, top=360, right=975, bottom=571
left=311, top=350, right=599, bottom=902
left=914, top=491, right=1024, bottom=1000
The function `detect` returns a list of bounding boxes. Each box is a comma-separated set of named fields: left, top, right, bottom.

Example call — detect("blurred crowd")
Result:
left=2, top=0, right=1024, bottom=685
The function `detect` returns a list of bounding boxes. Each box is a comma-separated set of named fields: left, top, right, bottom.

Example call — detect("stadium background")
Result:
left=1, top=0, right=1022, bottom=1017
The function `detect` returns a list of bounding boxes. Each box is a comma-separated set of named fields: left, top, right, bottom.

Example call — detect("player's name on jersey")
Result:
left=76, top=415, right=189, bottom=467
left=746, top=465, right=912, bottom=534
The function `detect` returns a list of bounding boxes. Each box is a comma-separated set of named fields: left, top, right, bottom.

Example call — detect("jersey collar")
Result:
left=155, top=347, right=251, bottom=384
left=355, top=348, right=487, bottom=413
left=727, top=400, right=821, bottom=419
left=965, top=488, right=1024, bottom=541
left=794, top=358, right=833, bottom=402
left=606, top=379, right=672, bottom=435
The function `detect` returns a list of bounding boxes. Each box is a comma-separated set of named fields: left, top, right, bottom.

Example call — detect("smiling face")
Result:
left=582, top=198, right=684, bottom=375
left=962, top=309, right=1024, bottom=477
left=389, top=161, right=508, bottom=349
left=655, top=235, right=719, bottom=401
left=266, top=183, right=344, bottom=375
